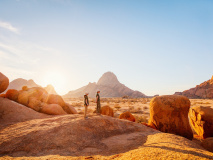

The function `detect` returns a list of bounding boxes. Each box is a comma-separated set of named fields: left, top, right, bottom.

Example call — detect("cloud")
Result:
left=0, top=21, right=20, bottom=34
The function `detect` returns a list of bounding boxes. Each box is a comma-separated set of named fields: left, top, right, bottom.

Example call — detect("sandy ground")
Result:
left=64, top=97, right=213, bottom=124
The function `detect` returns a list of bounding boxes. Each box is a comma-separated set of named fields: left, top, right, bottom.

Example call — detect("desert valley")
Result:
left=0, top=71, right=213, bottom=160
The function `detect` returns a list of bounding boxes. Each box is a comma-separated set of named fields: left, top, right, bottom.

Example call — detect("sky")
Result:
left=0, top=0, right=213, bottom=96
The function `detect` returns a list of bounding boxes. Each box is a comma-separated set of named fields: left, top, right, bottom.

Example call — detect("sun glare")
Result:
left=42, top=71, right=66, bottom=95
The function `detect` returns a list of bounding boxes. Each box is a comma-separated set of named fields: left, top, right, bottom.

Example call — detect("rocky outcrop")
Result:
left=119, top=111, right=135, bottom=122
left=189, top=106, right=213, bottom=139
left=0, top=97, right=50, bottom=129
left=148, top=95, right=193, bottom=140
left=64, top=72, right=146, bottom=98
left=201, top=137, right=213, bottom=153
left=4, top=86, right=76, bottom=115
left=100, top=105, right=114, bottom=117
left=1, top=113, right=213, bottom=159
left=0, top=72, right=9, bottom=93
left=174, top=75, right=213, bottom=99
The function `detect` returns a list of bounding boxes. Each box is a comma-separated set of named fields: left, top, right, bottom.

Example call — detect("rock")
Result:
left=1, top=114, right=213, bottom=159
left=189, top=106, right=213, bottom=139
left=119, top=111, right=135, bottom=122
left=100, top=105, right=114, bottom=117
left=65, top=103, right=78, bottom=114
left=0, top=97, right=50, bottom=129
left=0, top=94, right=6, bottom=98
left=201, top=137, right=213, bottom=153
left=17, top=91, right=29, bottom=106
left=41, top=103, right=67, bottom=115
left=148, top=95, right=193, bottom=140
left=28, top=97, right=42, bottom=112
left=5, top=89, right=19, bottom=102
left=26, top=87, right=48, bottom=102
left=22, top=86, right=29, bottom=91
left=47, top=94, right=72, bottom=114
left=47, top=94, right=65, bottom=106
left=0, top=72, right=9, bottom=93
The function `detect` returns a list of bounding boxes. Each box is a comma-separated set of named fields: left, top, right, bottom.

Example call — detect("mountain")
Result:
left=4, top=78, right=40, bottom=92
left=174, top=75, right=213, bottom=99
left=63, top=72, right=146, bottom=98
left=4, top=78, right=57, bottom=95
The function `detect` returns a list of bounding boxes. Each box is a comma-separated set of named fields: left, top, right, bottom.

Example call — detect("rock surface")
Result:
left=174, top=75, right=213, bottom=99
left=189, top=106, right=213, bottom=139
left=201, top=137, right=213, bottom=153
left=41, top=103, right=67, bottom=115
left=148, top=95, right=193, bottom=140
left=0, top=72, right=9, bottom=93
left=64, top=72, right=146, bottom=98
left=0, top=97, right=50, bottom=129
left=119, top=111, right=135, bottom=122
left=100, top=105, right=114, bottom=117
left=0, top=112, right=213, bottom=159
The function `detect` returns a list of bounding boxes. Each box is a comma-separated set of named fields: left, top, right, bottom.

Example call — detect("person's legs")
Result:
left=84, top=105, right=87, bottom=118
left=97, top=103, right=101, bottom=114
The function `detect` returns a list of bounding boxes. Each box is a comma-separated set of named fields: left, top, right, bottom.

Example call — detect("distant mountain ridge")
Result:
left=4, top=78, right=58, bottom=95
left=63, top=72, right=146, bottom=98
left=174, top=75, right=213, bottom=99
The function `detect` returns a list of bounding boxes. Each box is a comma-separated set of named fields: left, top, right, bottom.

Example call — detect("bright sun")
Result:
left=42, top=71, right=66, bottom=95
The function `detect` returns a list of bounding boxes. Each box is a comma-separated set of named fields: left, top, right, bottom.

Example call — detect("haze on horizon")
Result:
left=0, top=0, right=212, bottom=96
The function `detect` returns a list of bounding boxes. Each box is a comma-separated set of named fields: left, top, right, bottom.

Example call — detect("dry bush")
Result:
left=114, top=104, right=121, bottom=110
left=135, top=115, right=148, bottom=123
left=143, top=106, right=148, bottom=110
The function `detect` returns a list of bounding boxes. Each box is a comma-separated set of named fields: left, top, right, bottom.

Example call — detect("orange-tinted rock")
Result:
left=65, top=103, right=77, bottom=114
left=41, top=103, right=67, bottom=115
left=100, top=105, right=114, bottom=117
left=119, top=111, right=135, bottom=122
left=189, top=106, right=213, bottom=139
left=47, top=94, right=72, bottom=114
left=0, top=94, right=6, bottom=98
left=26, top=87, right=48, bottom=102
left=17, top=91, right=29, bottom=106
left=47, top=94, right=65, bottom=106
left=28, top=97, right=42, bottom=112
left=22, top=86, right=29, bottom=91
left=0, top=72, right=9, bottom=93
left=148, top=95, right=193, bottom=140
left=5, top=89, right=19, bottom=102
left=201, top=137, right=213, bottom=153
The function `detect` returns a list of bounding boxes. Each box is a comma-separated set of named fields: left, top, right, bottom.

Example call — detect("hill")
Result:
left=175, top=75, right=213, bottom=99
left=63, top=72, right=146, bottom=98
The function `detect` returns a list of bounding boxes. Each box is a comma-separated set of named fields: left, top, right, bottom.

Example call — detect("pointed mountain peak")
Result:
left=211, top=75, right=213, bottom=80
left=97, top=72, right=120, bottom=86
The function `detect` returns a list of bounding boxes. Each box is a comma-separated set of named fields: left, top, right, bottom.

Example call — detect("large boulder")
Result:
left=0, top=72, right=9, bottom=93
left=17, top=90, right=29, bottom=106
left=47, top=94, right=72, bottom=114
left=28, top=97, right=43, bottom=112
left=201, top=137, right=213, bottom=153
left=41, top=103, right=67, bottom=115
left=100, top=105, right=114, bottom=117
left=119, top=111, right=135, bottom=122
left=189, top=106, right=213, bottom=139
left=5, top=89, right=19, bottom=101
left=65, top=103, right=78, bottom=114
left=148, top=95, right=193, bottom=140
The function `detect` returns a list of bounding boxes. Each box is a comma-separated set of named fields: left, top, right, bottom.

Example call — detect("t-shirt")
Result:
left=84, top=95, right=89, bottom=105
left=96, top=93, right=100, bottom=102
